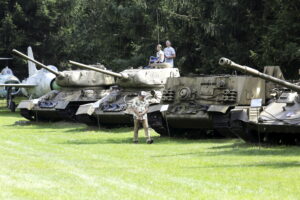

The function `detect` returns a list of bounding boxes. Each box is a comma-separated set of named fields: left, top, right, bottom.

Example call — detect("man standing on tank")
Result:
left=131, top=91, right=153, bottom=144
left=164, top=40, right=176, bottom=67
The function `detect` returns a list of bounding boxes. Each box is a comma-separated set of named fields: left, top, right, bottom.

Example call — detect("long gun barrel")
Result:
left=219, top=57, right=300, bottom=93
left=69, top=60, right=128, bottom=79
left=12, top=49, right=60, bottom=76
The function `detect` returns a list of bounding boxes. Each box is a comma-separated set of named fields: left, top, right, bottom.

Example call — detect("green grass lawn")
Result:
left=0, top=108, right=300, bottom=200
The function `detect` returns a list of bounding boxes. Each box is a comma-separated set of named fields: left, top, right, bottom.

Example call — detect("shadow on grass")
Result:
left=151, top=141, right=300, bottom=157
left=63, top=136, right=173, bottom=145
left=8, top=120, right=133, bottom=132
left=6, top=120, right=84, bottom=128
left=183, top=161, right=300, bottom=169
left=62, top=136, right=240, bottom=145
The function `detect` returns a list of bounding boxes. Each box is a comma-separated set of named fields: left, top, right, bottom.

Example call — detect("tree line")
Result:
left=0, top=0, right=299, bottom=78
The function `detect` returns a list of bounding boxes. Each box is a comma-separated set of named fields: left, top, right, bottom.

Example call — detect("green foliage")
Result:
left=0, top=0, right=299, bottom=77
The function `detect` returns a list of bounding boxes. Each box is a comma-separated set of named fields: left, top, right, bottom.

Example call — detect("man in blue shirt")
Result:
left=163, top=40, right=176, bottom=67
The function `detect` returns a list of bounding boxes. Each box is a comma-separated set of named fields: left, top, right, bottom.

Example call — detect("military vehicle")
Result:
left=149, top=66, right=285, bottom=138
left=70, top=61, right=180, bottom=126
left=13, top=51, right=115, bottom=121
left=0, top=47, right=55, bottom=112
left=219, top=57, right=300, bottom=145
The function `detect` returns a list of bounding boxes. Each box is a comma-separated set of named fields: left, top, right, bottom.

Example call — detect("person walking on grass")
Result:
left=131, top=91, right=153, bottom=144
left=164, top=40, right=176, bottom=67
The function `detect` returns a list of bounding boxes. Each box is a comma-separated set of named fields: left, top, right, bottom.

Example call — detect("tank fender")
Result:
left=207, top=105, right=230, bottom=114
left=230, top=108, right=249, bottom=123
left=148, top=104, right=168, bottom=113
left=17, top=100, right=35, bottom=110
left=55, top=101, right=70, bottom=109
left=76, top=103, right=95, bottom=116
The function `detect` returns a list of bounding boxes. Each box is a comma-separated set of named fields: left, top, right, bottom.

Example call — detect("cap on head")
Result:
left=139, top=91, right=147, bottom=97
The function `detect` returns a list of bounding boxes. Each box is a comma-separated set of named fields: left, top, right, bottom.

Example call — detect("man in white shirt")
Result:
left=164, top=40, right=176, bottom=67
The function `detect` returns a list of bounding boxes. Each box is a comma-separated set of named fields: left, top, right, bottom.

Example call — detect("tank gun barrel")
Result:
left=69, top=60, right=128, bottom=79
left=219, top=57, right=300, bottom=93
left=12, top=49, right=60, bottom=76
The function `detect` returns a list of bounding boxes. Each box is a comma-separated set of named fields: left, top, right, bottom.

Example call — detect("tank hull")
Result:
left=153, top=75, right=269, bottom=138
left=76, top=89, right=163, bottom=127
left=230, top=94, right=300, bottom=145
left=230, top=121, right=300, bottom=145
left=18, top=88, right=110, bottom=121
left=95, top=112, right=133, bottom=126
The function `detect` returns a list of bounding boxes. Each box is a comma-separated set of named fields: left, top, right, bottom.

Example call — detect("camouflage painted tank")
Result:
left=16, top=55, right=115, bottom=121
left=219, top=57, right=300, bottom=145
left=149, top=65, right=284, bottom=138
left=70, top=61, right=180, bottom=126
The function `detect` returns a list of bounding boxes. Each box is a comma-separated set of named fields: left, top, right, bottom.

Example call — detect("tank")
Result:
left=70, top=61, right=180, bottom=126
left=219, top=57, right=300, bottom=144
left=149, top=65, right=285, bottom=138
left=14, top=51, right=115, bottom=121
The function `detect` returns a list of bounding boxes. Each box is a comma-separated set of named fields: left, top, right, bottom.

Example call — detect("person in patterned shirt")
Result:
left=131, top=91, right=153, bottom=144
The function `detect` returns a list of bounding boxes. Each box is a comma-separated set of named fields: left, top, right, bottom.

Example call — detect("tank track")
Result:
left=148, top=112, right=223, bottom=138
left=20, top=109, right=35, bottom=121
left=232, top=120, right=300, bottom=145
left=58, top=109, right=76, bottom=122
left=75, top=114, right=97, bottom=126
left=148, top=112, right=169, bottom=136
left=58, top=103, right=84, bottom=122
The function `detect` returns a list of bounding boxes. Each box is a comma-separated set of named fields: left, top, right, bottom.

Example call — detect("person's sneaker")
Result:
left=146, top=139, right=154, bottom=144
left=133, top=140, right=138, bottom=144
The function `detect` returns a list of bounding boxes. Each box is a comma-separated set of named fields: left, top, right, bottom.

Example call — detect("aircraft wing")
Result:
left=0, top=84, right=36, bottom=88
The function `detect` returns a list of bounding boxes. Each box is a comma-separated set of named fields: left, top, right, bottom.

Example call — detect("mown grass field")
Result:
left=0, top=103, right=300, bottom=199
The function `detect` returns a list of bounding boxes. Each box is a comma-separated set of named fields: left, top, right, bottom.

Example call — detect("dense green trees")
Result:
left=0, top=0, right=299, bottom=78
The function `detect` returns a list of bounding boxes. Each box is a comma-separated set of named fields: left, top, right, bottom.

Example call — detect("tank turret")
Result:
left=70, top=60, right=180, bottom=88
left=13, top=50, right=115, bottom=88
left=69, top=61, right=128, bottom=78
left=219, top=57, right=300, bottom=93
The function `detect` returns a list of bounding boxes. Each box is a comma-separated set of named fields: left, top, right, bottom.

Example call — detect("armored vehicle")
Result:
left=70, top=61, right=180, bottom=126
left=219, top=57, right=300, bottom=145
left=149, top=66, right=284, bottom=138
left=14, top=52, right=115, bottom=121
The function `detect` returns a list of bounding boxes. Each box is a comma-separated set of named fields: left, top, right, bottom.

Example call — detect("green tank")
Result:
left=149, top=66, right=285, bottom=138
left=14, top=51, right=115, bottom=121
left=70, top=61, right=180, bottom=126
left=219, top=57, right=300, bottom=145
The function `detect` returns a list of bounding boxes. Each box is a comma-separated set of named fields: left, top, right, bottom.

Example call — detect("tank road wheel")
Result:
left=277, top=134, right=298, bottom=145
left=263, top=133, right=282, bottom=145
left=294, top=136, right=300, bottom=146
left=20, top=109, right=35, bottom=121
